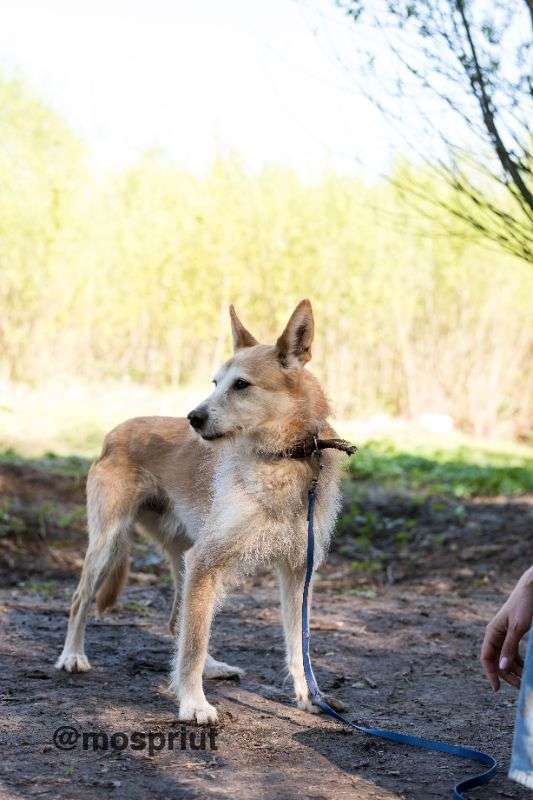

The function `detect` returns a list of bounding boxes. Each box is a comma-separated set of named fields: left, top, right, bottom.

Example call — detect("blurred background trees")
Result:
left=0, top=72, right=531, bottom=438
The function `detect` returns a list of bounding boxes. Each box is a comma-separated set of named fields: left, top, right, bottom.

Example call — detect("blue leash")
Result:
left=302, top=482, right=497, bottom=799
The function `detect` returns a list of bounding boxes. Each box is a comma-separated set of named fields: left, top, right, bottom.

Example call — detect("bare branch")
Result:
left=333, top=0, right=533, bottom=262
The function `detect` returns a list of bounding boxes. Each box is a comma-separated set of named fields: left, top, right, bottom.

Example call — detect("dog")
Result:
left=55, top=299, right=344, bottom=724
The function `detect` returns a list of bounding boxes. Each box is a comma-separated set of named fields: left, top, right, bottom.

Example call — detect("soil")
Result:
left=1, top=459, right=533, bottom=800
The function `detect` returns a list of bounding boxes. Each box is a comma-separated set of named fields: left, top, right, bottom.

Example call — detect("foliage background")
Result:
left=1, top=74, right=531, bottom=438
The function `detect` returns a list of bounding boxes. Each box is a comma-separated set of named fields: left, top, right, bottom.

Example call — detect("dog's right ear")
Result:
left=229, top=305, right=258, bottom=352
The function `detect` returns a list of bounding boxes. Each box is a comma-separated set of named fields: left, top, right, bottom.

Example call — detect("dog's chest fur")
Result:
left=189, top=446, right=343, bottom=572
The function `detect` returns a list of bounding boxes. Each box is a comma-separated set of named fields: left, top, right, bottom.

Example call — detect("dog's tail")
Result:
left=96, top=547, right=130, bottom=615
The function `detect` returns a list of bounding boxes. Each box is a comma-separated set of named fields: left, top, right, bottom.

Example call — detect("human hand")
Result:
left=481, top=567, right=533, bottom=691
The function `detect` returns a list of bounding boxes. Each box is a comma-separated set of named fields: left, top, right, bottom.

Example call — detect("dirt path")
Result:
left=1, top=461, right=532, bottom=800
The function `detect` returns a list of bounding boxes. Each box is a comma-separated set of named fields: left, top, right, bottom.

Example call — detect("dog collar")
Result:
left=280, top=436, right=357, bottom=460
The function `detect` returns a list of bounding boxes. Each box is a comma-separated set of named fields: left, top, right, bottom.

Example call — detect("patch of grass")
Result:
left=395, top=530, right=411, bottom=545
left=351, top=558, right=383, bottom=574
left=26, top=579, right=59, bottom=599
left=0, top=503, right=26, bottom=537
left=346, top=439, right=533, bottom=497
left=123, top=600, right=153, bottom=616
left=0, top=493, right=86, bottom=543
left=56, top=506, right=86, bottom=528
left=0, top=448, right=91, bottom=479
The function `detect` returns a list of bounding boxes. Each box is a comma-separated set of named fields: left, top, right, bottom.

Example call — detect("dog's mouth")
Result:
left=200, top=431, right=226, bottom=441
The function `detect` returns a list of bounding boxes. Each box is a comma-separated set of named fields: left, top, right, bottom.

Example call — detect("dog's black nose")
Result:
left=187, top=409, right=208, bottom=430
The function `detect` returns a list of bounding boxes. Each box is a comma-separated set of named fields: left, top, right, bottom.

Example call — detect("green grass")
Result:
left=1, top=436, right=532, bottom=501
left=0, top=448, right=91, bottom=478
left=346, top=439, right=533, bottom=497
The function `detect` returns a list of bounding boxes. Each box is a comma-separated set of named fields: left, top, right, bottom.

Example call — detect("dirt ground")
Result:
left=1, top=458, right=532, bottom=800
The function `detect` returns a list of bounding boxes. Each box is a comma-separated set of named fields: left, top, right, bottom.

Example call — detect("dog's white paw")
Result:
left=295, top=685, right=320, bottom=713
left=55, top=651, right=91, bottom=673
left=297, top=698, right=320, bottom=714
left=178, top=696, right=218, bottom=725
left=204, top=656, right=244, bottom=680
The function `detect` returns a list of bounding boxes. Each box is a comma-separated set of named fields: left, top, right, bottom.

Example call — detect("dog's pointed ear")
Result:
left=275, top=299, right=314, bottom=367
left=229, top=305, right=258, bottom=352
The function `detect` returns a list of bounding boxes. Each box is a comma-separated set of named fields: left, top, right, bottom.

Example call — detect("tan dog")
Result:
left=55, top=300, right=343, bottom=724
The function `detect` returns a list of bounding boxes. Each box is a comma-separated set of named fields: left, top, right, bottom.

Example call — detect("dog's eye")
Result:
left=212, top=379, right=217, bottom=386
left=233, top=378, right=251, bottom=390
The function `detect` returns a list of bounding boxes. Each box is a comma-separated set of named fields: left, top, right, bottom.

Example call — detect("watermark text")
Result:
left=53, top=725, right=218, bottom=755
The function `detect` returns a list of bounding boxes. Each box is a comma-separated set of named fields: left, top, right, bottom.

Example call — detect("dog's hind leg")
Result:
left=166, top=537, right=243, bottom=678
left=135, top=509, right=190, bottom=636
left=277, top=561, right=319, bottom=713
left=139, top=511, right=243, bottom=680
left=55, top=525, right=131, bottom=672
left=165, top=536, right=243, bottom=679
left=203, top=653, right=244, bottom=680
left=55, top=467, right=135, bottom=673
left=168, top=541, right=186, bottom=637
left=166, top=538, right=243, bottom=679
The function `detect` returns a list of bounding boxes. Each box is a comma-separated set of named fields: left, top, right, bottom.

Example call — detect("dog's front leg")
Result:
left=171, top=545, right=221, bottom=724
left=277, top=562, right=320, bottom=713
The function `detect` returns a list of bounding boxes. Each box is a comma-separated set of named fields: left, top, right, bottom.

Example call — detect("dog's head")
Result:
left=187, top=300, right=330, bottom=451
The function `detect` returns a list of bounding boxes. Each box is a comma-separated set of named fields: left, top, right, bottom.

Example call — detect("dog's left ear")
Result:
left=229, top=305, right=259, bottom=352
left=275, top=299, right=314, bottom=367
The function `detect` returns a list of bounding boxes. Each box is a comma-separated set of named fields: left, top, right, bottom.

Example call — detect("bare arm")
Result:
left=481, top=567, right=533, bottom=691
